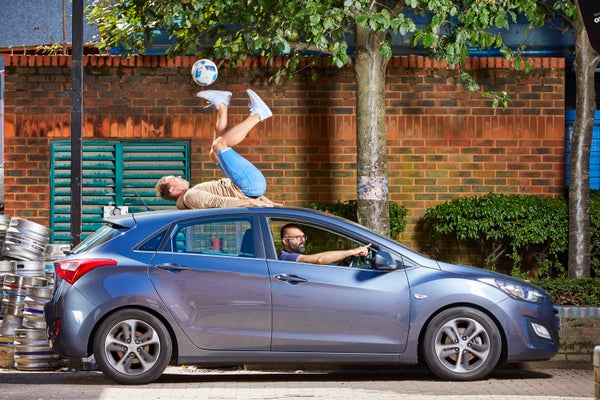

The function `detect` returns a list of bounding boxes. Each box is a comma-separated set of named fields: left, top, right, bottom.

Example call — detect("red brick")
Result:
left=2, top=54, right=567, bottom=247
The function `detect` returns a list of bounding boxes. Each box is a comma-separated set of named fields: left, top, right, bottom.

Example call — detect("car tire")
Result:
left=422, top=307, right=502, bottom=381
left=93, top=309, right=172, bottom=385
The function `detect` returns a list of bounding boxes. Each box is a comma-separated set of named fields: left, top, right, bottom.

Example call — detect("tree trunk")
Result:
left=353, top=23, right=390, bottom=237
left=568, top=16, right=598, bottom=278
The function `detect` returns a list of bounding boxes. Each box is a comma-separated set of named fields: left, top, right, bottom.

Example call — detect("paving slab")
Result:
left=0, top=365, right=594, bottom=400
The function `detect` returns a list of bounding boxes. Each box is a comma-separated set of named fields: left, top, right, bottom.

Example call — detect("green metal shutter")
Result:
left=50, top=140, right=189, bottom=243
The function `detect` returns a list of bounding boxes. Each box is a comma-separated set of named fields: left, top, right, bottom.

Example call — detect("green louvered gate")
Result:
left=50, top=141, right=189, bottom=243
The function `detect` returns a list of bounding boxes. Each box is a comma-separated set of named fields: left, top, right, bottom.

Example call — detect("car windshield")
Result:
left=70, top=224, right=126, bottom=255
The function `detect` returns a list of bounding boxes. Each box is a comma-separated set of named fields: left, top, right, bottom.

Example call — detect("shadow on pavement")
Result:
left=154, top=365, right=554, bottom=384
left=0, top=365, right=556, bottom=386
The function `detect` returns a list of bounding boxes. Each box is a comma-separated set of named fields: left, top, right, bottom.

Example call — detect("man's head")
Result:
left=281, top=223, right=307, bottom=254
left=155, top=175, right=190, bottom=201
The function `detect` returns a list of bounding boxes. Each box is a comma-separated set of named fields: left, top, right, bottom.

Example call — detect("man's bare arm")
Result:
left=297, top=243, right=371, bottom=265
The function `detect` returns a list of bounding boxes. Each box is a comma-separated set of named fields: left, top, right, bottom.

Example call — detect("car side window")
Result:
left=269, top=219, right=373, bottom=267
left=137, top=228, right=168, bottom=252
left=170, top=217, right=255, bottom=257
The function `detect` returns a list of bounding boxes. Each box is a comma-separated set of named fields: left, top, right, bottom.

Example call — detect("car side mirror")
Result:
left=372, top=250, right=397, bottom=271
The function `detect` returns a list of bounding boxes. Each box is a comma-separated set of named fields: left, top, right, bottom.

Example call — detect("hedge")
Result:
left=421, top=191, right=600, bottom=305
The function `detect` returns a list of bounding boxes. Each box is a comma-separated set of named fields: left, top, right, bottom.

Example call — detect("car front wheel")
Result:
left=93, top=309, right=172, bottom=385
left=422, top=307, right=502, bottom=381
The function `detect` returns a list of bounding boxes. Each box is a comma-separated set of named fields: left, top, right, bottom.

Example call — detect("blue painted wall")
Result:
left=565, top=111, right=600, bottom=190
left=0, top=0, right=97, bottom=49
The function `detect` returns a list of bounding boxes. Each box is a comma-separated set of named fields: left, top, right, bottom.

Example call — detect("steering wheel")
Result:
left=345, top=255, right=367, bottom=268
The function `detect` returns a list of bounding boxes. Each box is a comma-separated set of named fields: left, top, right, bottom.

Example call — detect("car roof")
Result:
left=104, top=206, right=347, bottom=229
left=108, top=205, right=325, bottom=219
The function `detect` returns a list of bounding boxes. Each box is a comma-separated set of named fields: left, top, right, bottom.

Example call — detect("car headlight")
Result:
left=487, top=279, right=545, bottom=303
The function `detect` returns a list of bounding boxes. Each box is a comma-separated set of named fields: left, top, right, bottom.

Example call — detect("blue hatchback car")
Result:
left=44, top=207, right=559, bottom=385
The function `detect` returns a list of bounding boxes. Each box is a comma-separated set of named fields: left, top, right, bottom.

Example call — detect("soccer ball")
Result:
left=191, top=59, right=218, bottom=86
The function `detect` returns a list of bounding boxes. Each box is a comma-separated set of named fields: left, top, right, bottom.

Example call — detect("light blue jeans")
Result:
left=215, top=148, right=266, bottom=198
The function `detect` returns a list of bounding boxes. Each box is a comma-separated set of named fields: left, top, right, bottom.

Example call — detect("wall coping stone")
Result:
left=557, top=306, right=600, bottom=319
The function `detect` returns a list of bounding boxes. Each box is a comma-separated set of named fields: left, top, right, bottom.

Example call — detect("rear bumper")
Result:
left=44, top=283, right=96, bottom=358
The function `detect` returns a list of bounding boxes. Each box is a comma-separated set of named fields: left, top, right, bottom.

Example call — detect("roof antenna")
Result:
left=133, top=190, right=154, bottom=211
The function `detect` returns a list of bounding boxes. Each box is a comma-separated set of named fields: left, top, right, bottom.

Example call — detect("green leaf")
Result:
left=494, top=14, right=508, bottom=29
left=422, top=32, right=436, bottom=48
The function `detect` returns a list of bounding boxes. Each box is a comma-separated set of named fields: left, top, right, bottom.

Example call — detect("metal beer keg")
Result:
left=2, top=218, right=50, bottom=261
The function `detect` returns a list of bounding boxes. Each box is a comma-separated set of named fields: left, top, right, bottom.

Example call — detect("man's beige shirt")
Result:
left=176, top=178, right=246, bottom=209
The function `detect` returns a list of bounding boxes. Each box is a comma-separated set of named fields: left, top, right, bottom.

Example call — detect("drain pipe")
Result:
left=70, top=0, right=83, bottom=247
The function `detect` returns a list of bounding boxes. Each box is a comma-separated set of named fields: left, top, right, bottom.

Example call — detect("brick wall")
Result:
left=543, top=307, right=600, bottom=368
left=1, top=54, right=566, bottom=253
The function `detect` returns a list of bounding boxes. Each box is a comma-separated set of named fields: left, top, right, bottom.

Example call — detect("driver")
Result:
left=278, top=223, right=371, bottom=265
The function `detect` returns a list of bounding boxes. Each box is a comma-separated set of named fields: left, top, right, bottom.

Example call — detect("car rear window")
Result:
left=70, top=224, right=127, bottom=255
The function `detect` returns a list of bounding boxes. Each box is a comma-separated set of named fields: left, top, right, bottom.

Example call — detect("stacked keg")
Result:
left=0, top=215, right=16, bottom=368
left=0, top=273, right=48, bottom=368
left=0, top=259, right=17, bottom=368
left=2, top=217, right=51, bottom=262
left=0, top=215, right=67, bottom=370
left=0, top=215, right=10, bottom=245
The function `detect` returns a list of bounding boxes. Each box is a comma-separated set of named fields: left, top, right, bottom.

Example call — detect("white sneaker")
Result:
left=246, top=89, right=272, bottom=121
left=197, top=90, right=232, bottom=109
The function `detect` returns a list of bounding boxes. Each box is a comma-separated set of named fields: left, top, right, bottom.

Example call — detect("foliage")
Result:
left=535, top=277, right=600, bottom=306
left=422, top=193, right=568, bottom=278
left=309, top=200, right=408, bottom=240
left=88, top=0, right=568, bottom=91
left=36, top=43, right=66, bottom=56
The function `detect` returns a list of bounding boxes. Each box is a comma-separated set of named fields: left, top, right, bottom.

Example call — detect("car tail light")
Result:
left=56, top=259, right=118, bottom=284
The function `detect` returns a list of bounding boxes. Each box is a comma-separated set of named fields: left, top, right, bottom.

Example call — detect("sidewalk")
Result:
left=0, top=365, right=595, bottom=400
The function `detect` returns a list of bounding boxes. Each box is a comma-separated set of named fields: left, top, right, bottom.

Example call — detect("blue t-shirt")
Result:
left=278, top=250, right=300, bottom=261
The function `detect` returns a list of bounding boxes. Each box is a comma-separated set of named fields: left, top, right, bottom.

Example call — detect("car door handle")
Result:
left=274, top=273, right=307, bottom=283
left=155, top=263, right=189, bottom=271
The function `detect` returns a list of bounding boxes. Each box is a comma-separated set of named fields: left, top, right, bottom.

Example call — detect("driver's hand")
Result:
left=354, top=243, right=371, bottom=257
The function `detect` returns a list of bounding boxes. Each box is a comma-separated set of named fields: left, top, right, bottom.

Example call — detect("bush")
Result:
left=421, top=193, right=568, bottom=278
left=535, top=277, right=600, bottom=306
left=309, top=200, right=408, bottom=240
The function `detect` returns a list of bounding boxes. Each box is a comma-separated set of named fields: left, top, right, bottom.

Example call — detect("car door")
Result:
left=269, top=260, right=411, bottom=353
left=268, top=221, right=411, bottom=353
left=148, top=216, right=271, bottom=351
